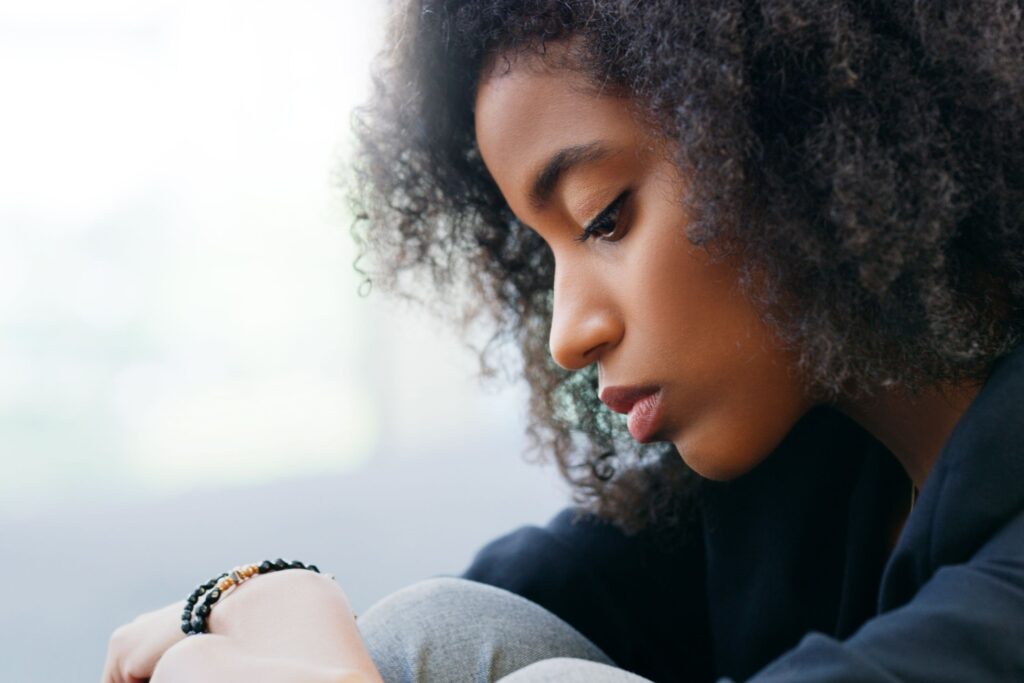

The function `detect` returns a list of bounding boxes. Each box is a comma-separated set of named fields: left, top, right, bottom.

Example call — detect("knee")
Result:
left=358, top=577, right=613, bottom=683
left=358, top=578, right=509, bottom=682
left=366, top=576, right=477, bottom=610
left=499, top=658, right=650, bottom=683
left=359, top=577, right=484, bottom=632
left=358, top=581, right=493, bottom=671
left=359, top=576, right=568, bottom=645
left=358, top=577, right=526, bottom=659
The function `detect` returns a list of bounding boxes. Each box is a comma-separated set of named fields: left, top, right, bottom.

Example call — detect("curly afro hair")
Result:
left=349, top=0, right=1024, bottom=533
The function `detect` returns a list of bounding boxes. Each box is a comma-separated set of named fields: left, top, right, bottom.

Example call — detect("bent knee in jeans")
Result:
left=357, top=577, right=646, bottom=683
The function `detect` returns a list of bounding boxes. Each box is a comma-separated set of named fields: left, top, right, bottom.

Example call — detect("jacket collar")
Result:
left=879, top=341, right=1024, bottom=611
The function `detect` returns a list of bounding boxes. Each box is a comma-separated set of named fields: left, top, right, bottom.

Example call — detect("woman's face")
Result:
left=474, top=54, right=815, bottom=481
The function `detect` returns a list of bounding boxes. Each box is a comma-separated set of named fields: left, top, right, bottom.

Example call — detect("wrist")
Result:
left=184, top=560, right=325, bottom=636
left=176, top=563, right=381, bottom=682
left=208, top=568, right=352, bottom=636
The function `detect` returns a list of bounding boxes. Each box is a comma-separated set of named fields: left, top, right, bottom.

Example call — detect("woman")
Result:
left=103, top=1, right=1024, bottom=681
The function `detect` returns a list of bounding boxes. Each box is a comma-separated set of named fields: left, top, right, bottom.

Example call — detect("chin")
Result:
left=672, top=433, right=766, bottom=482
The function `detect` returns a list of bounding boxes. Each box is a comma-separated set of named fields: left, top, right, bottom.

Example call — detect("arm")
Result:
left=737, top=509, right=1024, bottom=683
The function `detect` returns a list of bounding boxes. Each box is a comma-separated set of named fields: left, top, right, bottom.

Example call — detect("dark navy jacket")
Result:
left=462, top=343, right=1024, bottom=682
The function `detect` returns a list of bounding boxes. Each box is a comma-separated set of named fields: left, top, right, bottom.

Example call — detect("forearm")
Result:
left=156, top=569, right=384, bottom=683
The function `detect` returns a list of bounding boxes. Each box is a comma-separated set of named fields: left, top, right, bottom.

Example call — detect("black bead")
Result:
left=308, top=565, right=319, bottom=573
left=259, top=560, right=273, bottom=573
left=273, top=558, right=288, bottom=570
left=181, top=621, right=192, bottom=634
left=289, top=560, right=305, bottom=569
left=191, top=617, right=205, bottom=633
left=208, top=589, right=221, bottom=602
left=196, top=604, right=209, bottom=616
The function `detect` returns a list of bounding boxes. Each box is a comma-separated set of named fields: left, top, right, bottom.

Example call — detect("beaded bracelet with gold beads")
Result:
left=181, top=558, right=321, bottom=635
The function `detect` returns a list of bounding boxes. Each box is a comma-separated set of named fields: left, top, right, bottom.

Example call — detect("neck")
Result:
left=833, top=379, right=985, bottom=490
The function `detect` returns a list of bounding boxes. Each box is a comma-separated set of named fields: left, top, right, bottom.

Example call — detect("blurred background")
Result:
left=0, top=1, right=569, bottom=680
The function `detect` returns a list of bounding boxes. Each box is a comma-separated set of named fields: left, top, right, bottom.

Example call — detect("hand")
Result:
left=102, top=569, right=382, bottom=683
left=150, top=634, right=367, bottom=683
left=102, top=599, right=188, bottom=683
left=204, top=568, right=382, bottom=681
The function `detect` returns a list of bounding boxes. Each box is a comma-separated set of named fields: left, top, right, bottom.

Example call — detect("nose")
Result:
left=548, top=258, right=624, bottom=371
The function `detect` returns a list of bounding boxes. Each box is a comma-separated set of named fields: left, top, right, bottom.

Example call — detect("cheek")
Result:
left=620, top=165, right=758, bottom=368
left=626, top=212, right=810, bottom=480
left=627, top=221, right=754, bottom=376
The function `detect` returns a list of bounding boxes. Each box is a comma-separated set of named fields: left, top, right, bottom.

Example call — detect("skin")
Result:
left=473, top=49, right=985, bottom=506
left=103, top=570, right=381, bottom=683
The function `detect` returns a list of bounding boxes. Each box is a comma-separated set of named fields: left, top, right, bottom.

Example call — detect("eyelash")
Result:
left=575, top=190, right=632, bottom=243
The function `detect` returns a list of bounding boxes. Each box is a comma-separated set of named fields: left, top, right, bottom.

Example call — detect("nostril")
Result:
left=549, top=322, right=617, bottom=371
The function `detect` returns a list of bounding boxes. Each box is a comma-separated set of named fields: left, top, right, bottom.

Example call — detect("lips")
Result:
left=599, top=385, right=664, bottom=443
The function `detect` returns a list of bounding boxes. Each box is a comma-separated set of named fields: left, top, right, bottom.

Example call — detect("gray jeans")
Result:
left=358, top=577, right=655, bottom=683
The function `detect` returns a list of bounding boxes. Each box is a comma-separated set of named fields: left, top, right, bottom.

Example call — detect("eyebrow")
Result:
left=529, top=142, right=613, bottom=211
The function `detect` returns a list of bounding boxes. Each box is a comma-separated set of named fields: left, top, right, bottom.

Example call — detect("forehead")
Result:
left=473, top=55, right=643, bottom=211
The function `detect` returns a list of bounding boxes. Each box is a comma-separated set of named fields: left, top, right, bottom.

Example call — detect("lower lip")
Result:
left=627, top=391, right=663, bottom=443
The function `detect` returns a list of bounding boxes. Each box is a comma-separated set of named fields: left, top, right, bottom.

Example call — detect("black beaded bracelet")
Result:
left=181, top=558, right=321, bottom=635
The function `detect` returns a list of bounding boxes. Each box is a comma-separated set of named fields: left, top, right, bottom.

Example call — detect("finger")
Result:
left=101, top=652, right=145, bottom=683
left=151, top=635, right=355, bottom=683
left=102, top=601, right=188, bottom=683
left=99, top=655, right=118, bottom=683
left=149, top=634, right=227, bottom=683
left=101, top=629, right=126, bottom=683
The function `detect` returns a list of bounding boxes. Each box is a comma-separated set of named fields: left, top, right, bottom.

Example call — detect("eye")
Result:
left=575, top=190, right=632, bottom=244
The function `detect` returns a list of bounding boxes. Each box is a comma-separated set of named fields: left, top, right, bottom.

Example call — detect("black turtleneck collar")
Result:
left=879, top=342, right=1024, bottom=611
